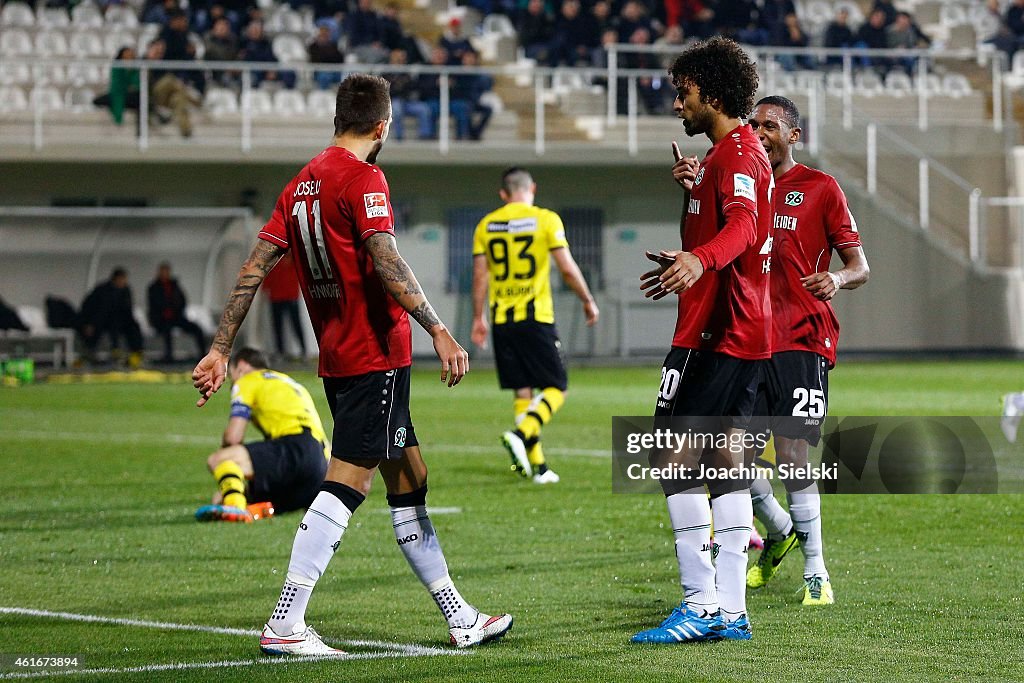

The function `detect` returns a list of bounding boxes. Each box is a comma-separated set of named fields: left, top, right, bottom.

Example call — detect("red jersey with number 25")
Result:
left=672, top=124, right=774, bottom=360
left=771, top=163, right=861, bottom=367
left=258, top=146, right=412, bottom=378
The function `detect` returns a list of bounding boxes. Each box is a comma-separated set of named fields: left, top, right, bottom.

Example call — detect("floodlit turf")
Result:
left=2, top=360, right=1023, bottom=682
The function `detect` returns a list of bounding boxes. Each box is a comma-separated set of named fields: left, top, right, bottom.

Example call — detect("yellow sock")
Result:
left=527, top=441, right=546, bottom=468
left=755, top=435, right=778, bottom=468
left=513, top=397, right=531, bottom=427
left=213, top=460, right=247, bottom=510
left=518, top=387, right=565, bottom=441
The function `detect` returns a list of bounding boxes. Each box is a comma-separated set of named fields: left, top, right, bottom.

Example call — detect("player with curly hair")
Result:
left=633, top=37, right=773, bottom=644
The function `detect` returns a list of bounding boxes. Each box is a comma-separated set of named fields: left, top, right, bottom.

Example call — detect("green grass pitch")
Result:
left=2, top=360, right=1023, bottom=682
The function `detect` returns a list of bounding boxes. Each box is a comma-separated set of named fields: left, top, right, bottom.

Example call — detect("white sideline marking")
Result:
left=0, top=607, right=465, bottom=667
left=7, top=430, right=611, bottom=457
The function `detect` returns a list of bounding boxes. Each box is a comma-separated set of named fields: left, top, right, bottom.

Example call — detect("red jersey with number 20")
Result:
left=771, top=163, right=861, bottom=367
left=258, top=146, right=412, bottom=378
left=672, top=123, right=774, bottom=360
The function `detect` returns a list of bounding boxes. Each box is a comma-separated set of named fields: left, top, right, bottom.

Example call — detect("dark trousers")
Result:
left=271, top=300, right=306, bottom=356
left=81, top=315, right=143, bottom=354
left=155, top=317, right=206, bottom=360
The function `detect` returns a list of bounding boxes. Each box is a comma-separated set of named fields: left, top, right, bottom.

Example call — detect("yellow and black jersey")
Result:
left=230, top=370, right=329, bottom=458
left=473, top=202, right=570, bottom=325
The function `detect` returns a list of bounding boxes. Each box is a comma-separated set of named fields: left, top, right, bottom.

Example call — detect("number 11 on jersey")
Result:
left=292, top=199, right=333, bottom=281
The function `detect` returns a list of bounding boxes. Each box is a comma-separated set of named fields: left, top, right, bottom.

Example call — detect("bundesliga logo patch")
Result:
left=364, top=192, right=389, bottom=218
left=733, top=173, right=755, bottom=201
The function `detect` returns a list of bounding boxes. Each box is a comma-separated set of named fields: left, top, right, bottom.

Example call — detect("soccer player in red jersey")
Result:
left=633, top=37, right=772, bottom=644
left=744, top=95, right=870, bottom=605
left=192, top=74, right=512, bottom=655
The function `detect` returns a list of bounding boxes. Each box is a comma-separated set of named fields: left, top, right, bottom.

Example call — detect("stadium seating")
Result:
left=105, top=5, right=139, bottom=29
left=272, top=34, right=308, bottom=63
left=205, top=88, right=240, bottom=117
left=306, top=89, right=335, bottom=118
left=71, top=2, right=104, bottom=29
left=70, top=32, right=106, bottom=58
left=0, top=62, right=31, bottom=86
left=34, top=31, right=70, bottom=58
left=0, top=86, right=29, bottom=113
left=0, top=1, right=35, bottom=28
left=0, top=29, right=34, bottom=56
left=37, top=7, right=70, bottom=28
left=273, top=89, right=307, bottom=116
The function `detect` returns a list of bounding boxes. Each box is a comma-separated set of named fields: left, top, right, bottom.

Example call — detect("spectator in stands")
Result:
left=591, top=0, right=612, bottom=34
left=440, top=17, right=474, bottom=64
left=345, top=0, right=388, bottom=62
left=986, top=0, right=1018, bottom=61
left=663, top=0, right=714, bottom=39
left=142, top=0, right=179, bottom=27
left=205, top=16, right=240, bottom=86
left=453, top=50, right=494, bottom=140
left=855, top=8, right=889, bottom=69
left=824, top=7, right=856, bottom=50
left=616, top=0, right=653, bottom=43
left=311, top=0, right=346, bottom=25
left=79, top=267, right=144, bottom=368
left=1007, top=0, right=1024, bottom=39
left=308, top=24, right=345, bottom=89
left=147, top=262, right=206, bottom=364
left=654, top=23, right=686, bottom=66
left=383, top=48, right=422, bottom=140
left=160, top=8, right=206, bottom=94
left=147, top=39, right=202, bottom=137
left=551, top=0, right=600, bottom=66
left=771, top=12, right=812, bottom=71
left=871, top=0, right=898, bottom=26
left=238, top=20, right=294, bottom=87
left=95, top=46, right=142, bottom=134
left=715, top=0, right=765, bottom=44
left=759, top=0, right=796, bottom=39
left=886, top=11, right=930, bottom=73
left=619, top=26, right=666, bottom=114
left=379, top=2, right=405, bottom=50
left=519, top=0, right=555, bottom=63
left=417, top=46, right=472, bottom=139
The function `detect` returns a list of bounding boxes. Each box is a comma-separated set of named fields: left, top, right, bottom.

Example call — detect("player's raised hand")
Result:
left=671, top=142, right=699, bottom=192
left=640, top=250, right=676, bottom=300
left=801, top=271, right=842, bottom=300
left=432, top=327, right=469, bottom=387
left=193, top=349, right=228, bottom=407
left=471, top=315, right=489, bottom=350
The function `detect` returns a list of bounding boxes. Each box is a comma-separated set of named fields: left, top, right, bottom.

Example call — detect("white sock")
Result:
left=711, top=491, right=752, bottom=622
left=665, top=489, right=718, bottom=614
left=788, top=484, right=827, bottom=579
left=391, top=505, right=479, bottom=629
left=270, top=491, right=354, bottom=635
left=750, top=476, right=793, bottom=540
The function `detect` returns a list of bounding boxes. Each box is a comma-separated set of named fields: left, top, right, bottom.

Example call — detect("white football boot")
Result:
left=449, top=612, right=514, bottom=648
left=259, top=623, right=346, bottom=656
left=532, top=469, right=560, bottom=484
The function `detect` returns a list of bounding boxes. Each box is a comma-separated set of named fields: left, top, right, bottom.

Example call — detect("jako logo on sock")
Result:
left=397, top=534, right=418, bottom=545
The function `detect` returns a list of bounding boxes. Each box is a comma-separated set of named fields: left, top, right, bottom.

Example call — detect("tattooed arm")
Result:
left=192, top=239, right=285, bottom=406
left=365, top=232, right=468, bottom=386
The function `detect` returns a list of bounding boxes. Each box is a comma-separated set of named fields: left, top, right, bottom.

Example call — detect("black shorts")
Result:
left=654, top=347, right=762, bottom=422
left=760, top=350, right=830, bottom=445
left=323, top=366, right=418, bottom=461
left=246, top=429, right=329, bottom=513
left=492, top=320, right=568, bottom=391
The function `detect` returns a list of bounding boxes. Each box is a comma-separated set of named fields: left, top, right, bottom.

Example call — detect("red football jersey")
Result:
left=672, top=124, right=774, bottom=360
left=771, top=163, right=861, bottom=366
left=258, top=146, right=412, bottom=377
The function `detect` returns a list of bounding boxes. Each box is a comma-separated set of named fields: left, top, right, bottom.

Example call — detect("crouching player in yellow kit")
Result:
left=196, top=347, right=330, bottom=522
left=471, top=167, right=599, bottom=484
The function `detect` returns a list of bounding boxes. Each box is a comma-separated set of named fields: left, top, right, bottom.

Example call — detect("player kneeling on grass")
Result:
left=192, top=73, right=511, bottom=656
left=195, top=347, right=330, bottom=523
